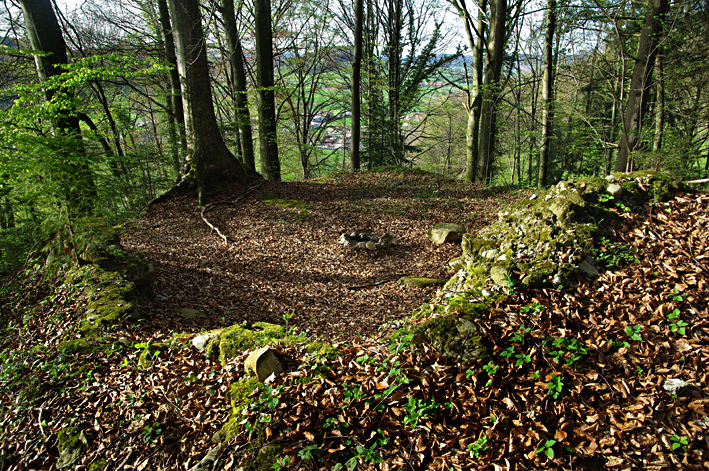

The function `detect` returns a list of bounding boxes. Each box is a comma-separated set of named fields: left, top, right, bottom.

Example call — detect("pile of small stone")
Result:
left=339, top=232, right=394, bottom=250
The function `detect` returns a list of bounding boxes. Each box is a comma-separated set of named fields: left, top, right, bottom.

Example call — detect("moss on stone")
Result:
left=58, top=338, right=98, bottom=355
left=88, top=458, right=107, bottom=471
left=447, top=295, right=491, bottom=318
left=411, top=315, right=489, bottom=363
left=399, top=276, right=445, bottom=288
left=206, top=322, right=286, bottom=364
left=218, top=377, right=263, bottom=442
left=252, top=322, right=286, bottom=338
left=304, top=342, right=340, bottom=359
left=57, top=427, right=82, bottom=454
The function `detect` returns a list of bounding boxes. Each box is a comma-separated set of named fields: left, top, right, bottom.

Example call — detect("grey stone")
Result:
left=187, top=444, right=223, bottom=471
left=428, top=223, right=466, bottom=245
left=490, top=265, right=510, bottom=286
left=607, top=183, right=623, bottom=197
left=481, top=249, right=499, bottom=260
left=179, top=308, right=201, bottom=319
left=244, top=346, right=283, bottom=382
left=663, top=378, right=690, bottom=395
left=399, top=277, right=445, bottom=288
left=605, top=175, right=616, bottom=182
left=192, top=329, right=223, bottom=353
left=578, top=258, right=600, bottom=279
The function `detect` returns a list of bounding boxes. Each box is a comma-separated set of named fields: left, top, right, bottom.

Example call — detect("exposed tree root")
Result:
left=200, top=181, right=267, bottom=244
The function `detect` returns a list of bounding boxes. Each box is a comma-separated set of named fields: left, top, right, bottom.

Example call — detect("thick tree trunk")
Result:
left=615, top=0, right=669, bottom=172
left=254, top=0, right=280, bottom=181
left=351, top=0, right=363, bottom=171
left=538, top=0, right=556, bottom=187
left=222, top=0, right=256, bottom=173
left=19, top=0, right=97, bottom=215
left=477, top=0, right=506, bottom=183
left=167, top=0, right=249, bottom=205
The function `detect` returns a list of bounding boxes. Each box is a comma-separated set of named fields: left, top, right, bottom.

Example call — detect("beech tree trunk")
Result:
left=222, top=0, right=256, bottom=173
left=448, top=0, right=486, bottom=182
left=615, top=0, right=669, bottom=172
left=477, top=0, right=507, bottom=183
left=157, top=0, right=187, bottom=171
left=351, top=0, right=363, bottom=171
left=167, top=0, right=249, bottom=205
left=19, top=0, right=97, bottom=215
left=254, top=0, right=280, bottom=181
left=538, top=0, right=556, bottom=187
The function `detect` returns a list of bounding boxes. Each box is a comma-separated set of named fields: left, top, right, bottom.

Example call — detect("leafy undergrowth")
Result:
left=219, top=194, right=709, bottom=470
left=0, top=172, right=707, bottom=470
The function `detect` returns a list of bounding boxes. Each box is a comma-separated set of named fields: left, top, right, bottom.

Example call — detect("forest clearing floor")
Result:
left=0, top=170, right=708, bottom=470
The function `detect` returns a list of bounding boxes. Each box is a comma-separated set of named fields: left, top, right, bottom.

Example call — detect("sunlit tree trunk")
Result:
left=19, top=0, right=97, bottom=215
left=222, top=0, right=256, bottom=173
left=477, top=0, right=506, bottom=183
left=652, top=50, right=665, bottom=152
left=254, top=0, right=280, bottom=181
left=157, top=0, right=187, bottom=171
left=538, top=0, right=556, bottom=187
left=351, top=0, right=363, bottom=171
left=615, top=0, right=669, bottom=172
left=167, top=0, right=249, bottom=205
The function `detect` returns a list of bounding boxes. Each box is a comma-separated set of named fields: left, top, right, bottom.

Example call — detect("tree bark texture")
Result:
left=538, top=0, right=556, bottom=187
left=20, top=0, right=97, bottom=215
left=157, top=0, right=187, bottom=163
left=652, top=50, right=664, bottom=152
left=167, top=0, right=249, bottom=204
left=477, top=0, right=506, bottom=183
left=351, top=0, right=364, bottom=171
left=222, top=0, right=256, bottom=173
left=254, top=0, right=281, bottom=181
left=615, top=0, right=669, bottom=172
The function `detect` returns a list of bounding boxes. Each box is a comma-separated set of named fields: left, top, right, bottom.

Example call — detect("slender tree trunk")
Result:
left=652, top=50, right=664, bottom=152
left=538, top=0, right=556, bottom=187
left=167, top=0, right=249, bottom=205
left=477, top=0, right=506, bottom=183
left=615, top=0, right=669, bottom=172
left=254, top=0, right=280, bottom=181
left=222, top=0, right=256, bottom=173
left=351, top=0, right=363, bottom=171
left=450, top=0, right=486, bottom=182
left=157, top=0, right=187, bottom=160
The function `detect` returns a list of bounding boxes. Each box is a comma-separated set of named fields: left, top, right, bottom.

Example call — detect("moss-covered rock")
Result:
left=399, top=276, right=446, bottom=288
left=412, top=315, right=489, bottom=363
left=445, top=173, right=688, bottom=296
left=303, top=342, right=340, bottom=360
left=77, top=267, right=136, bottom=333
left=56, top=426, right=86, bottom=469
left=88, top=458, right=108, bottom=471
left=216, top=377, right=263, bottom=442
left=205, top=322, right=285, bottom=364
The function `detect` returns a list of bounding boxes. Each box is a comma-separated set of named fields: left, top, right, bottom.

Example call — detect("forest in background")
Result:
left=0, top=0, right=708, bottom=271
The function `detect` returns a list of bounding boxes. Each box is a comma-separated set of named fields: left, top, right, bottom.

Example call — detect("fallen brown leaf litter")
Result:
left=0, top=172, right=707, bottom=470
